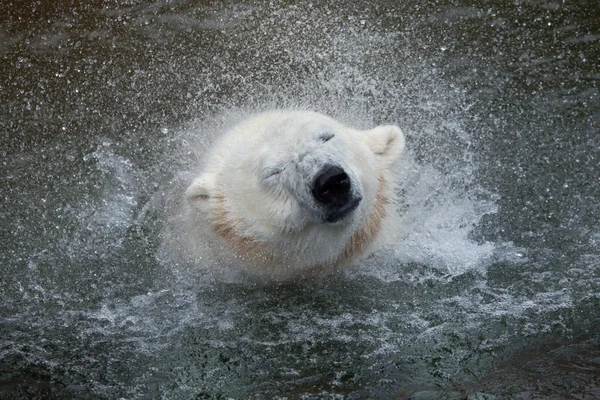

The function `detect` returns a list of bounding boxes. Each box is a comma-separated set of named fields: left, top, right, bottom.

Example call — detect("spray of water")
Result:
left=5, top=1, right=595, bottom=398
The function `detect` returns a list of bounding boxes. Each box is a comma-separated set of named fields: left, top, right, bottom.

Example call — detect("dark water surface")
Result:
left=1, top=1, right=599, bottom=399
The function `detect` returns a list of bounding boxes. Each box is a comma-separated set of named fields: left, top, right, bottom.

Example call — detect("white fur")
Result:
left=176, top=110, right=405, bottom=280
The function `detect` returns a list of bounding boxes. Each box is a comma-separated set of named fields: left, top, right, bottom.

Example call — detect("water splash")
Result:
left=1, top=1, right=598, bottom=398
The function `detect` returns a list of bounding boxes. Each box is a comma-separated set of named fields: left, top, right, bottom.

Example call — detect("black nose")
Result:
left=312, top=164, right=351, bottom=205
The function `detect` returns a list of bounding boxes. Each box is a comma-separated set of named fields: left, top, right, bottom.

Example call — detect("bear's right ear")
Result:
left=364, top=125, right=405, bottom=168
left=185, top=173, right=215, bottom=212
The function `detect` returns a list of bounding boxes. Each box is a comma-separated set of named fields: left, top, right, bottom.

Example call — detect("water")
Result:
left=1, top=0, right=599, bottom=398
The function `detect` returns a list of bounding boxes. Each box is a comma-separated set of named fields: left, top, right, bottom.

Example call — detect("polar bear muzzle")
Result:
left=312, top=163, right=362, bottom=223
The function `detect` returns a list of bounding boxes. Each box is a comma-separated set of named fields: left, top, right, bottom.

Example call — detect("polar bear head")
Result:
left=185, top=110, right=404, bottom=279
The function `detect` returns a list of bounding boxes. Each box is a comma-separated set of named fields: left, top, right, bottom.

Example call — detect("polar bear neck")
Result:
left=208, top=175, right=391, bottom=278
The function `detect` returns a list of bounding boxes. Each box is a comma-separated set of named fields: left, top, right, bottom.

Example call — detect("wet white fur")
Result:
left=181, top=110, right=405, bottom=280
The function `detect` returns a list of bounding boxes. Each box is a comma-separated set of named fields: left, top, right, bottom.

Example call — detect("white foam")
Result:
left=394, top=156, right=501, bottom=275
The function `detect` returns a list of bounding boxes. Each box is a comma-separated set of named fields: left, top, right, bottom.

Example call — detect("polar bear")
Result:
left=181, top=110, right=405, bottom=280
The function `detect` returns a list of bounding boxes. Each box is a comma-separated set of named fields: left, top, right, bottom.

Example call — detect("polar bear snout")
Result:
left=312, top=164, right=350, bottom=204
left=312, top=164, right=362, bottom=223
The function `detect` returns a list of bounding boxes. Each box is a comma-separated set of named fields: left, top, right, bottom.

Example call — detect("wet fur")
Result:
left=166, top=110, right=404, bottom=281
left=208, top=175, right=392, bottom=279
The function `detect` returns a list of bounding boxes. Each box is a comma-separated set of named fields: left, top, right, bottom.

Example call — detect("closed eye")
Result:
left=262, top=167, right=282, bottom=180
left=318, top=132, right=335, bottom=142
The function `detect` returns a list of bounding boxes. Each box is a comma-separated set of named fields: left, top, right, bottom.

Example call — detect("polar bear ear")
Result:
left=364, top=125, right=405, bottom=168
left=185, top=173, right=215, bottom=212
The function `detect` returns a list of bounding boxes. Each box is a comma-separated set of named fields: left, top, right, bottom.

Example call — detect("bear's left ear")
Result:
left=185, top=173, right=215, bottom=213
left=364, top=125, right=405, bottom=168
